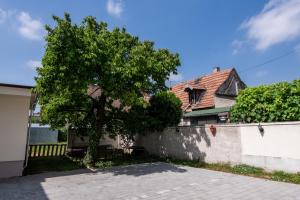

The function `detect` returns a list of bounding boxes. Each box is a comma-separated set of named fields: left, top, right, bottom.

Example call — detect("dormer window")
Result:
left=184, top=86, right=205, bottom=104
left=188, top=90, right=202, bottom=104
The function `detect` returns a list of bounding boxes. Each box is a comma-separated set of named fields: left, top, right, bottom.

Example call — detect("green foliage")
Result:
left=95, top=155, right=159, bottom=168
left=232, top=164, right=264, bottom=175
left=121, top=91, right=182, bottom=139
left=31, top=116, right=41, bottom=124
left=95, top=160, right=114, bottom=168
left=35, top=13, right=181, bottom=164
left=58, top=130, right=67, bottom=142
left=231, top=79, right=300, bottom=123
left=271, top=171, right=300, bottom=184
left=148, top=91, right=182, bottom=130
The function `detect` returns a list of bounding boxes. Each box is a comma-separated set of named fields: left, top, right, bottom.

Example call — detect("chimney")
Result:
left=213, top=66, right=220, bottom=73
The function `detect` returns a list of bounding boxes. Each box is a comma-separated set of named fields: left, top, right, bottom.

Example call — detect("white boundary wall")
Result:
left=136, top=121, right=300, bottom=173
left=240, top=121, right=300, bottom=172
left=67, top=131, right=121, bottom=149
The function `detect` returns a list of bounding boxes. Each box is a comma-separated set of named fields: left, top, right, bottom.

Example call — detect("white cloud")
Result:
left=0, top=8, right=43, bottom=41
left=169, top=73, right=183, bottom=82
left=27, top=60, right=42, bottom=69
left=241, top=0, right=300, bottom=51
left=107, top=0, right=123, bottom=18
left=17, top=12, right=44, bottom=40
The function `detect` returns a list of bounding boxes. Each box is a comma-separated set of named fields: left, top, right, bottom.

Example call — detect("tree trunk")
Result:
left=84, top=95, right=106, bottom=166
left=84, top=130, right=99, bottom=165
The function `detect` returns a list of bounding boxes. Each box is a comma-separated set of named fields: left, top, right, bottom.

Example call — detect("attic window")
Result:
left=188, top=89, right=202, bottom=104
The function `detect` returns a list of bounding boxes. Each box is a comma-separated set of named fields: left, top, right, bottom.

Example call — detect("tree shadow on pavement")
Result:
left=99, top=162, right=187, bottom=176
left=0, top=161, right=186, bottom=200
left=0, top=168, right=93, bottom=200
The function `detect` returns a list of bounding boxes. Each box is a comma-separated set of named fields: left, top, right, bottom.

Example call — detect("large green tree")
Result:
left=36, top=14, right=181, bottom=164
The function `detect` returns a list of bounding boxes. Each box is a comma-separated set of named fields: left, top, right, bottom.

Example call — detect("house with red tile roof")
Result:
left=170, top=67, right=246, bottom=125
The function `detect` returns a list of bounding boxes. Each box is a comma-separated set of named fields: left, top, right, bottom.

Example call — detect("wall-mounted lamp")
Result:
left=258, top=123, right=264, bottom=136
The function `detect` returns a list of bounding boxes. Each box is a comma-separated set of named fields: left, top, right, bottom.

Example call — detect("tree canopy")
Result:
left=122, top=91, right=182, bottom=139
left=35, top=13, right=182, bottom=164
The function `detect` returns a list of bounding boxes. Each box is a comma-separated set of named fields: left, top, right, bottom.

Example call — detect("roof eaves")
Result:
left=0, top=83, right=34, bottom=89
left=183, top=107, right=231, bottom=117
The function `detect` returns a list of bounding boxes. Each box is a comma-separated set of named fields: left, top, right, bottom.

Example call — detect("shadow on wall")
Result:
left=144, top=126, right=211, bottom=162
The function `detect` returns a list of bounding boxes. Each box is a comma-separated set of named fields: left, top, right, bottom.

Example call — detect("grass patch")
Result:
left=26, top=156, right=84, bottom=175
left=232, top=164, right=264, bottom=176
left=161, top=157, right=300, bottom=185
left=25, top=154, right=300, bottom=185
left=95, top=155, right=160, bottom=168
left=271, top=171, right=300, bottom=184
left=26, top=155, right=160, bottom=175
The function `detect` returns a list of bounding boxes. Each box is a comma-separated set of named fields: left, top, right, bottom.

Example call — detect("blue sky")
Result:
left=0, top=0, right=300, bottom=87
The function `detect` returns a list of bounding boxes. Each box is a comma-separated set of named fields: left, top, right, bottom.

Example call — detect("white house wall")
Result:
left=214, top=95, right=236, bottom=108
left=0, top=91, right=31, bottom=178
left=0, top=86, right=32, bottom=97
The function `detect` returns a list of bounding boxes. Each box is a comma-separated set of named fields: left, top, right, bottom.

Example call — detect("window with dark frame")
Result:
left=188, top=89, right=203, bottom=104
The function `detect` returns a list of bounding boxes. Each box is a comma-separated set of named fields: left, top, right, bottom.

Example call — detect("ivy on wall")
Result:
left=230, top=79, right=300, bottom=123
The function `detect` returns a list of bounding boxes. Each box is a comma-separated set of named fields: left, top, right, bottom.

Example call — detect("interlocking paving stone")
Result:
left=0, top=162, right=300, bottom=200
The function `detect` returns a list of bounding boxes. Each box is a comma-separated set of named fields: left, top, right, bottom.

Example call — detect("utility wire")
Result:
left=239, top=47, right=300, bottom=74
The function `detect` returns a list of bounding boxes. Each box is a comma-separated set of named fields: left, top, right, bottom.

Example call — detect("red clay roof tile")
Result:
left=171, top=68, right=233, bottom=111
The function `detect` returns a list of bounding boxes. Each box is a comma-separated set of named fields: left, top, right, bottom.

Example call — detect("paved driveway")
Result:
left=0, top=162, right=300, bottom=200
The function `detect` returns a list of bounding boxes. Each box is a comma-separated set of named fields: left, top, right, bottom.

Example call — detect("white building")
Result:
left=0, top=83, right=36, bottom=178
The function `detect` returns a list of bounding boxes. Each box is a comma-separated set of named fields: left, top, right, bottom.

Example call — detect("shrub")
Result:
left=232, top=164, right=264, bottom=175
left=230, top=79, right=300, bottom=123
left=117, top=91, right=182, bottom=142
left=148, top=91, right=182, bottom=130
left=271, top=171, right=300, bottom=184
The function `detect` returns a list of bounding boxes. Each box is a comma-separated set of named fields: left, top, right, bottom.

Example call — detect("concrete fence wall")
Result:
left=136, top=126, right=241, bottom=164
left=240, top=122, right=300, bottom=172
left=67, top=131, right=121, bottom=149
left=136, top=121, right=300, bottom=173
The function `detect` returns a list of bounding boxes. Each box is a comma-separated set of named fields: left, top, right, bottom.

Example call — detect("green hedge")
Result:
left=230, top=79, right=300, bottom=123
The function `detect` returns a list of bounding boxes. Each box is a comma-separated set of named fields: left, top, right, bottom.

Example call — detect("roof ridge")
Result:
left=171, top=67, right=234, bottom=87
